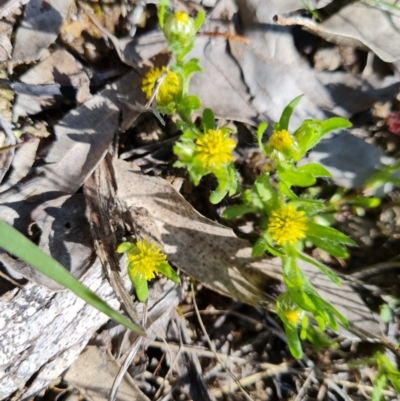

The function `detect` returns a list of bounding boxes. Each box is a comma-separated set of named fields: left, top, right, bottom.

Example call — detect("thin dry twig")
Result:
left=190, top=282, right=254, bottom=401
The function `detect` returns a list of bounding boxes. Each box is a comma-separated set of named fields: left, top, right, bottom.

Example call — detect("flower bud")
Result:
left=164, top=11, right=196, bottom=50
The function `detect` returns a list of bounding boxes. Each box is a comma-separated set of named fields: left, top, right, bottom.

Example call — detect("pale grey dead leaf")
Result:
left=274, top=2, right=400, bottom=63
left=115, top=160, right=381, bottom=339
left=303, top=130, right=386, bottom=189
left=0, top=0, right=31, bottom=18
left=12, top=0, right=72, bottom=64
left=0, top=136, right=40, bottom=191
left=0, top=117, right=16, bottom=183
left=13, top=49, right=91, bottom=121
left=0, top=71, right=143, bottom=231
left=189, top=36, right=258, bottom=124
left=64, top=346, right=150, bottom=401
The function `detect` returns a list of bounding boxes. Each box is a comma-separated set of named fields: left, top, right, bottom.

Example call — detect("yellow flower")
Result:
left=268, top=129, right=293, bottom=151
left=267, top=204, right=307, bottom=246
left=284, top=309, right=302, bottom=324
left=278, top=292, right=305, bottom=325
left=195, top=129, right=236, bottom=170
left=174, top=11, right=190, bottom=23
left=141, top=67, right=182, bottom=107
left=126, top=240, right=167, bottom=281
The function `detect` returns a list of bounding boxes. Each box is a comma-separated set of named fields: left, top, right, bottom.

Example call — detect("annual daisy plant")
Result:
left=117, top=240, right=179, bottom=302
left=224, top=96, right=356, bottom=358
left=140, top=0, right=238, bottom=204
left=139, top=0, right=359, bottom=359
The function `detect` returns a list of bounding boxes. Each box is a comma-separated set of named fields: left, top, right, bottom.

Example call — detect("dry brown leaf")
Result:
left=64, top=346, right=150, bottom=401
left=12, top=0, right=73, bottom=64
left=274, top=2, right=400, bottom=63
left=13, top=49, right=91, bottom=121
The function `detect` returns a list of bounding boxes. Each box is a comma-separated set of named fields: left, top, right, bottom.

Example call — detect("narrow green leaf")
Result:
left=283, top=321, right=303, bottom=359
left=297, top=163, right=332, bottom=178
left=194, top=8, right=205, bottom=32
left=348, top=196, right=381, bottom=208
left=156, top=262, right=180, bottom=284
left=130, top=275, right=148, bottom=302
left=0, top=221, right=145, bottom=335
left=252, top=233, right=285, bottom=257
left=223, top=205, right=258, bottom=219
left=372, top=373, right=387, bottom=401
left=321, top=117, right=352, bottom=135
left=307, top=235, right=350, bottom=258
left=116, top=242, right=135, bottom=253
left=256, top=121, right=268, bottom=151
left=278, top=167, right=316, bottom=187
left=307, top=222, right=356, bottom=246
left=296, top=252, right=342, bottom=286
left=278, top=95, right=303, bottom=131
left=158, top=0, right=171, bottom=29
left=203, top=108, right=215, bottom=132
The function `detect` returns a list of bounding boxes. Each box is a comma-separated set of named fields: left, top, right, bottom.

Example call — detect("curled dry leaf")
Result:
left=274, top=2, right=400, bottom=63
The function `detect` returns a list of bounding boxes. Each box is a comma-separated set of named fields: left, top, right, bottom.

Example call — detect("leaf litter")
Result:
left=0, top=0, right=400, bottom=400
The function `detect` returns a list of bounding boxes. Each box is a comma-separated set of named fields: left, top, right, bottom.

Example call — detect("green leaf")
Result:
left=372, top=373, right=387, bottom=401
left=180, top=95, right=201, bottom=113
left=116, top=242, right=135, bottom=253
left=320, top=117, right=352, bottom=135
left=293, top=120, right=323, bottom=159
left=158, top=0, right=171, bottom=29
left=283, top=321, right=303, bottom=359
left=203, top=108, right=215, bottom=132
left=252, top=233, right=285, bottom=257
left=296, top=252, right=342, bottom=286
left=278, top=165, right=316, bottom=187
left=183, top=59, right=202, bottom=78
left=252, top=173, right=276, bottom=211
left=223, top=205, right=258, bottom=219
left=307, top=235, right=350, bottom=258
left=209, top=188, right=228, bottom=204
left=348, top=196, right=381, bottom=208
left=297, top=163, right=332, bottom=178
left=194, top=8, right=205, bottom=32
left=278, top=95, right=303, bottom=131
left=256, top=121, right=268, bottom=151
left=130, top=275, right=148, bottom=302
left=156, top=262, right=180, bottom=284
left=307, top=222, right=356, bottom=246
left=0, top=221, right=145, bottom=335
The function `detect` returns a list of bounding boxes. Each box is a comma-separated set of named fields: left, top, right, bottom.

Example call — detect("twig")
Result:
left=211, top=365, right=305, bottom=399
left=149, top=340, right=248, bottom=363
left=294, top=370, right=315, bottom=401
left=190, top=283, right=254, bottom=401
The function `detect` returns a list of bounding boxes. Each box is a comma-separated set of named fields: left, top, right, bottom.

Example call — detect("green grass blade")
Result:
left=0, top=220, right=145, bottom=335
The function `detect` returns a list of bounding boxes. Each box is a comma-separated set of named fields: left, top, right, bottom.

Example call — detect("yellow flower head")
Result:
left=267, top=204, right=307, bottom=246
left=278, top=292, right=305, bottom=325
left=174, top=11, right=190, bottom=23
left=195, top=129, right=236, bottom=170
left=126, top=240, right=167, bottom=281
left=141, top=66, right=182, bottom=107
left=268, top=129, right=293, bottom=151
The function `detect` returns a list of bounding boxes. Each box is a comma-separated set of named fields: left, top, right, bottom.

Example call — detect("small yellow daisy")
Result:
left=141, top=66, right=182, bottom=107
left=195, top=129, right=236, bottom=170
left=268, top=129, right=293, bottom=151
left=267, top=204, right=307, bottom=246
left=126, top=240, right=167, bottom=281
